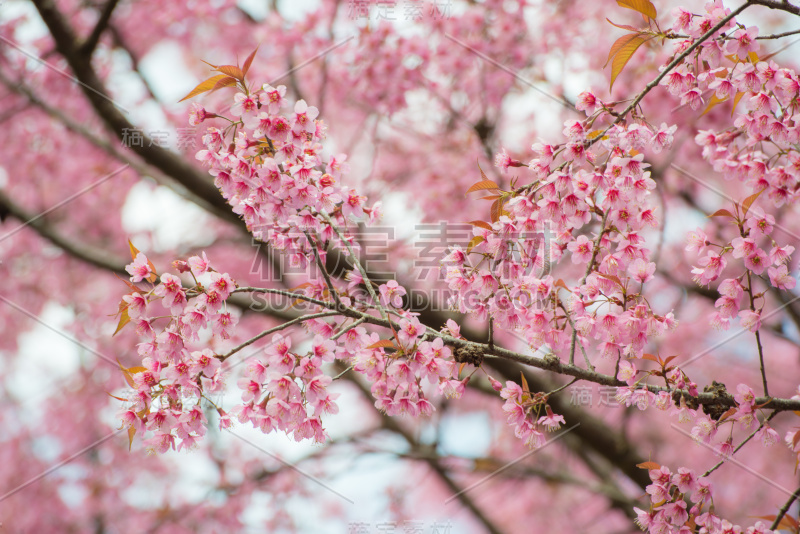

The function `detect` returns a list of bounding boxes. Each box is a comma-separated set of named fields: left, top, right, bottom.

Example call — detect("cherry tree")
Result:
left=2, top=0, right=800, bottom=532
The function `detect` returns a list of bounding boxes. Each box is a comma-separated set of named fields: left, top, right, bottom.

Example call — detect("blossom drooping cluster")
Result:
left=635, top=463, right=774, bottom=534
left=500, top=380, right=565, bottom=448
left=116, top=83, right=471, bottom=451
left=193, top=83, right=381, bottom=272
left=668, top=3, right=800, bottom=204
left=118, top=251, right=238, bottom=453
left=445, top=119, right=678, bottom=369
left=686, top=202, right=795, bottom=332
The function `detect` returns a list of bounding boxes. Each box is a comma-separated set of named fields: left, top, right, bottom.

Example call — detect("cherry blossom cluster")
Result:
left=118, top=251, right=237, bottom=453
left=445, top=115, right=678, bottom=376
left=500, top=380, right=565, bottom=448
left=120, top=251, right=463, bottom=450
left=619, top=381, right=780, bottom=453
left=635, top=464, right=774, bottom=534
left=193, top=83, right=381, bottom=274
left=231, top=331, right=339, bottom=443
left=229, top=312, right=459, bottom=439
left=667, top=2, right=800, bottom=208
left=687, top=204, right=795, bottom=332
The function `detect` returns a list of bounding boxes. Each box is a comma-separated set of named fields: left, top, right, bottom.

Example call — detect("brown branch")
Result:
left=0, top=69, right=235, bottom=223
left=756, top=27, right=800, bottom=39
left=748, top=0, right=800, bottom=16
left=772, top=485, right=800, bottom=531
left=31, top=0, right=241, bottom=227
left=78, top=0, right=121, bottom=56
left=107, top=25, right=160, bottom=102
left=0, top=188, right=128, bottom=275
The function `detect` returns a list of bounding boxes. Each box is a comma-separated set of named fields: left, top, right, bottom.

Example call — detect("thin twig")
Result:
left=772, top=486, right=800, bottom=531
left=304, top=230, right=343, bottom=310
left=568, top=212, right=608, bottom=367
left=702, top=412, right=778, bottom=477
left=218, top=311, right=340, bottom=361
left=319, top=211, right=388, bottom=321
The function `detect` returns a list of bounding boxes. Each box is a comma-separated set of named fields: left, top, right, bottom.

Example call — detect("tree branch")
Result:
left=748, top=0, right=800, bottom=16
left=31, top=0, right=241, bottom=226
left=0, top=69, right=236, bottom=223
left=78, top=0, right=121, bottom=57
left=772, top=485, right=800, bottom=531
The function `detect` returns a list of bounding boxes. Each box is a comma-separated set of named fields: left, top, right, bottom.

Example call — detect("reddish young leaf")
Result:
left=597, top=273, right=624, bottom=288
left=210, top=76, right=238, bottom=93
left=701, top=93, right=729, bottom=116
left=554, top=279, right=571, bottom=292
left=127, top=239, right=141, bottom=262
left=215, top=65, right=244, bottom=81
left=741, top=188, right=766, bottom=218
left=366, top=339, right=397, bottom=350
left=114, top=273, right=143, bottom=293
left=128, top=426, right=136, bottom=451
left=520, top=372, right=530, bottom=393
left=606, top=18, right=641, bottom=32
left=178, top=74, right=232, bottom=102
left=465, top=179, right=500, bottom=194
left=662, top=355, right=678, bottom=367
left=617, top=0, right=657, bottom=20
left=636, top=461, right=661, bottom=470
left=477, top=160, right=489, bottom=182
left=466, top=235, right=485, bottom=253
left=242, top=45, right=260, bottom=79
left=605, top=32, right=643, bottom=68
left=641, top=353, right=659, bottom=362
left=490, top=199, right=503, bottom=223
left=708, top=208, right=735, bottom=219
left=755, top=514, right=800, bottom=531
left=731, top=91, right=745, bottom=117
left=117, top=359, right=136, bottom=388
left=717, top=407, right=738, bottom=423
left=609, top=34, right=653, bottom=91
left=128, top=239, right=157, bottom=282
left=467, top=220, right=493, bottom=230
left=113, top=307, right=131, bottom=336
